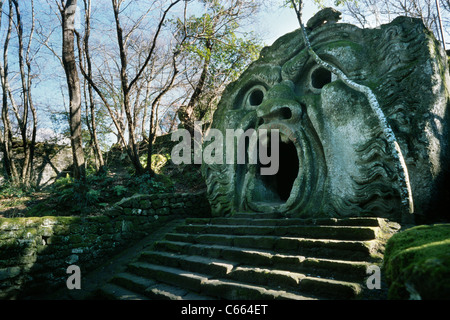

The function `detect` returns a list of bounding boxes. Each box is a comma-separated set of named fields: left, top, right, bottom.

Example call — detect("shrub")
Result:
left=0, top=181, right=32, bottom=199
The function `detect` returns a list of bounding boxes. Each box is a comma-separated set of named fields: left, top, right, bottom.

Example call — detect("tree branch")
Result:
left=128, top=0, right=182, bottom=91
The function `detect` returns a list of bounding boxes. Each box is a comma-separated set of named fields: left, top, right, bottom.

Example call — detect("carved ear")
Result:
left=312, top=81, right=402, bottom=220
left=369, top=17, right=450, bottom=217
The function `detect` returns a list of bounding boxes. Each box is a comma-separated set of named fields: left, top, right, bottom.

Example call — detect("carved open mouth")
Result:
left=258, top=134, right=299, bottom=202
left=243, top=125, right=302, bottom=213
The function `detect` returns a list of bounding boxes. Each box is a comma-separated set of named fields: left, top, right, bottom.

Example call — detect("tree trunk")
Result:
left=178, top=39, right=213, bottom=137
left=83, top=0, right=104, bottom=172
left=28, top=89, right=37, bottom=185
left=436, top=0, right=447, bottom=50
left=146, top=52, right=180, bottom=174
left=112, top=0, right=144, bottom=174
left=11, top=0, right=38, bottom=187
left=12, top=0, right=30, bottom=185
left=0, top=0, right=19, bottom=185
left=61, top=0, right=86, bottom=181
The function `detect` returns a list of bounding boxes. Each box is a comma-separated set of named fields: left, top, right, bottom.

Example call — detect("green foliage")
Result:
left=0, top=181, right=29, bottom=199
left=47, top=167, right=174, bottom=215
left=127, top=173, right=174, bottom=195
left=171, top=1, right=263, bottom=121
left=153, top=154, right=170, bottom=174
left=139, top=153, right=171, bottom=175
left=51, top=174, right=101, bottom=213
left=113, top=185, right=128, bottom=197
left=175, top=12, right=262, bottom=78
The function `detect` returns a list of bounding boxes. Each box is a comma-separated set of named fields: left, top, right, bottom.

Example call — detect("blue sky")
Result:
left=257, top=1, right=320, bottom=45
left=1, top=0, right=323, bottom=144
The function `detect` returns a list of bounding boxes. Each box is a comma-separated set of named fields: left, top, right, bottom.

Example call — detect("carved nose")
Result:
left=256, top=80, right=303, bottom=124
left=258, top=106, right=294, bottom=122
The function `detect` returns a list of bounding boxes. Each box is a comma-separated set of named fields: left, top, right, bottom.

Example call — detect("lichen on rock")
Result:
left=202, top=16, right=450, bottom=222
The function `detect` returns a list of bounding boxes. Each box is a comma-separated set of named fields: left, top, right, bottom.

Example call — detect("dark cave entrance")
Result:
left=258, top=135, right=299, bottom=203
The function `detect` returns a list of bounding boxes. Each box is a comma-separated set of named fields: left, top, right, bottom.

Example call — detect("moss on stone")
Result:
left=383, top=224, right=450, bottom=299
left=317, top=39, right=364, bottom=56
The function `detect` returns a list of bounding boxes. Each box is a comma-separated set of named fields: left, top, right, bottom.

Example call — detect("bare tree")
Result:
left=10, top=0, right=38, bottom=186
left=76, top=0, right=183, bottom=175
left=342, top=0, right=449, bottom=48
left=58, top=0, right=86, bottom=181
left=1, top=0, right=39, bottom=187
left=0, top=0, right=20, bottom=185
left=0, top=0, right=266, bottom=185
left=146, top=47, right=181, bottom=173
left=80, top=0, right=104, bottom=172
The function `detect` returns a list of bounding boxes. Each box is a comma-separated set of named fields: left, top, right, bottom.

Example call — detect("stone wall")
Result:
left=106, top=192, right=210, bottom=217
left=0, top=191, right=210, bottom=299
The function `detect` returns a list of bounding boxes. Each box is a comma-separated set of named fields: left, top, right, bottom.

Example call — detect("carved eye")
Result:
left=310, top=66, right=332, bottom=90
left=246, top=85, right=266, bottom=108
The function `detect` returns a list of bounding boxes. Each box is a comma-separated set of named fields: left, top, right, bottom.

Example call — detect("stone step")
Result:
left=97, top=283, right=149, bottom=300
left=110, top=272, right=212, bottom=300
left=185, top=217, right=384, bottom=227
left=161, top=233, right=379, bottom=261
left=127, top=261, right=317, bottom=300
left=149, top=242, right=369, bottom=282
left=139, top=251, right=236, bottom=278
left=100, top=215, right=396, bottom=300
left=110, top=271, right=156, bottom=294
left=231, top=212, right=283, bottom=219
left=228, top=266, right=361, bottom=299
left=137, top=251, right=362, bottom=299
left=176, top=223, right=379, bottom=241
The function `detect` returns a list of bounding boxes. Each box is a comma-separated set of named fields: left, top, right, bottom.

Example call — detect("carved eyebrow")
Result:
left=243, top=64, right=282, bottom=87
left=281, top=49, right=309, bottom=82
left=229, top=65, right=282, bottom=110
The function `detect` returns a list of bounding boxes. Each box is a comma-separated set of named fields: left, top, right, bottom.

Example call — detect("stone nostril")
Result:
left=258, top=106, right=296, bottom=123
left=279, top=107, right=292, bottom=120
left=257, top=117, right=265, bottom=127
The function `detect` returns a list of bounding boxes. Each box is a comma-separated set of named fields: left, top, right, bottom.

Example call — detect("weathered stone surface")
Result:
left=99, top=215, right=397, bottom=300
left=306, top=7, right=342, bottom=30
left=202, top=15, right=450, bottom=222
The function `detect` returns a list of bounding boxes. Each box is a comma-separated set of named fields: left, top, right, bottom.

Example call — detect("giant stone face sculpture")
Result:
left=201, top=13, right=450, bottom=222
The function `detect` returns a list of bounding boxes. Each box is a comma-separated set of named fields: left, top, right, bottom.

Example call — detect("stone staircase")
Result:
left=96, top=212, right=400, bottom=300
